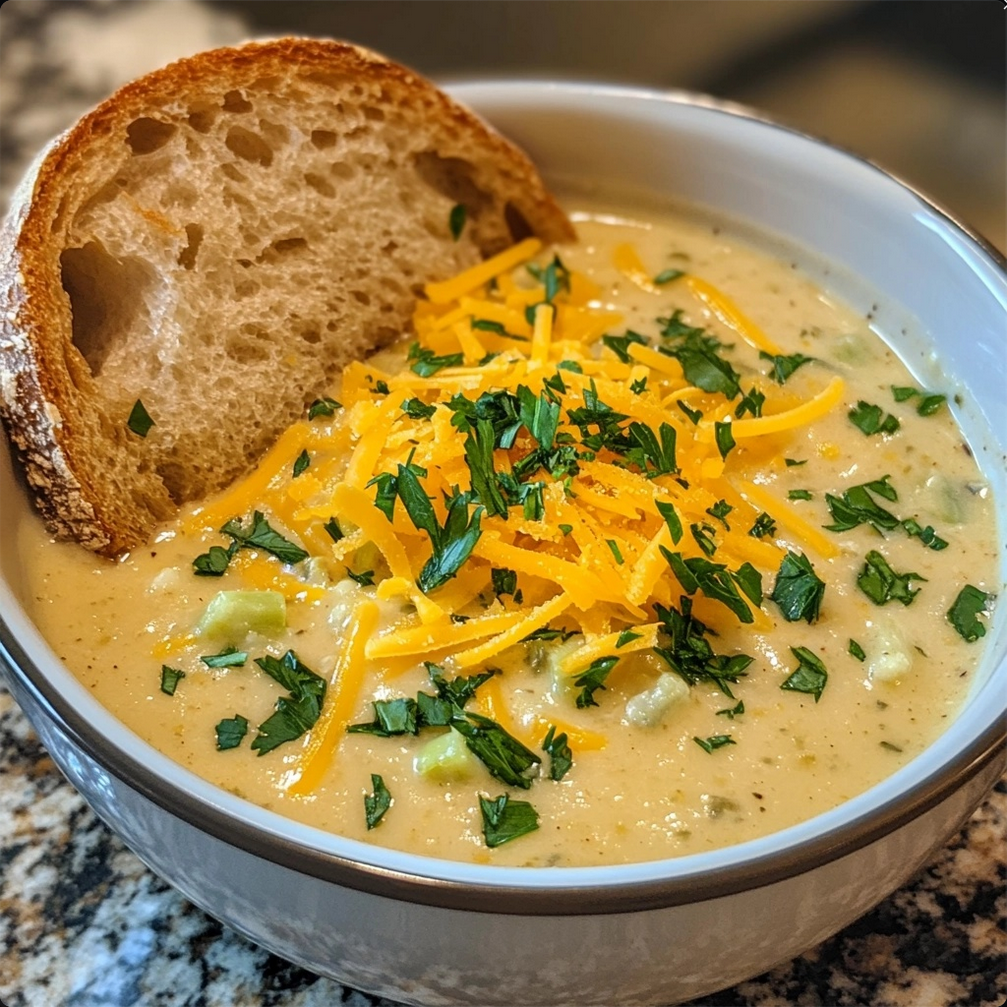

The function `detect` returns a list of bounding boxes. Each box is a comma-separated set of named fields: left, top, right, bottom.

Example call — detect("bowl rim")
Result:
left=2, top=79, right=1005, bottom=917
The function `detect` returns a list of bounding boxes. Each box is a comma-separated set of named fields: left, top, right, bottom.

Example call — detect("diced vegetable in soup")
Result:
left=20, top=205, right=999, bottom=867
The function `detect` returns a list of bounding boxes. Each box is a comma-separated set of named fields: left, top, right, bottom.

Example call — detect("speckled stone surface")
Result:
left=0, top=3, right=1004, bottom=1005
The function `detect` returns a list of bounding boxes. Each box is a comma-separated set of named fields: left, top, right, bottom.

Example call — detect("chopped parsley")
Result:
left=825, top=476, right=947, bottom=550
left=694, top=734, right=736, bottom=754
left=606, top=539, right=625, bottom=565
left=491, top=567, right=518, bottom=599
left=656, top=499, right=684, bottom=544
left=572, top=656, right=619, bottom=708
left=323, top=517, right=343, bottom=543
left=408, top=343, right=464, bottom=377
left=857, top=550, right=925, bottom=606
left=200, top=646, right=247, bottom=669
left=788, top=489, right=813, bottom=501
left=215, top=714, right=248, bottom=751
left=364, top=774, right=392, bottom=829
left=602, top=330, right=648, bottom=363
left=714, top=421, right=736, bottom=460
left=471, top=318, right=526, bottom=341
left=373, top=380, right=390, bottom=395
left=785, top=458, right=807, bottom=467
left=657, top=312, right=741, bottom=398
left=770, top=551, right=825, bottom=623
left=542, top=725, right=573, bottom=781
left=453, top=712, right=541, bottom=788
left=449, top=203, right=467, bottom=241
left=221, top=511, right=308, bottom=565
left=479, top=793, right=540, bottom=848
left=716, top=700, right=745, bottom=719
left=947, top=585, right=990, bottom=642
left=307, top=396, right=341, bottom=420
left=348, top=698, right=418, bottom=737
left=781, top=646, right=828, bottom=702
left=676, top=399, right=702, bottom=425
left=345, top=567, right=376, bottom=586
left=749, top=512, right=777, bottom=539
left=160, top=665, right=185, bottom=696
left=653, top=267, right=685, bottom=285
left=901, top=517, right=948, bottom=551
left=890, top=385, right=946, bottom=415
left=690, top=521, right=718, bottom=558
left=401, top=397, right=437, bottom=420
left=292, top=449, right=310, bottom=478
left=735, top=387, right=765, bottom=419
left=250, top=650, right=326, bottom=755
left=192, top=541, right=238, bottom=577
left=127, top=399, right=155, bottom=437
left=661, top=551, right=758, bottom=624
left=759, top=351, right=813, bottom=384
left=616, top=629, right=642, bottom=648
left=848, top=639, right=866, bottom=662
left=848, top=400, right=900, bottom=436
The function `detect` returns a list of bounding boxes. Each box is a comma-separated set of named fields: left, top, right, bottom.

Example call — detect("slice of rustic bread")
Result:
left=0, top=38, right=573, bottom=556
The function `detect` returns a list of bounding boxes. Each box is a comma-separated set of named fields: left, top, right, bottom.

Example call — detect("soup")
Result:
left=19, top=204, right=997, bottom=867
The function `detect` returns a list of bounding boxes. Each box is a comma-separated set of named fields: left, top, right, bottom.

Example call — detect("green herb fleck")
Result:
left=759, top=351, right=813, bottom=385
left=749, top=512, right=777, bottom=539
left=770, top=551, right=825, bottom=623
left=781, top=646, right=828, bottom=702
left=677, top=400, right=703, bottom=425
left=221, top=511, right=308, bottom=565
left=323, top=517, right=343, bottom=543
left=364, top=774, right=392, bottom=829
left=292, top=449, right=310, bottom=478
left=250, top=651, right=326, bottom=755
left=848, top=639, right=866, bottom=662
left=453, top=712, right=541, bottom=788
left=201, top=646, right=247, bottom=669
left=402, top=397, right=437, bottom=420
left=735, top=387, right=765, bottom=419
left=606, top=539, right=625, bottom=565
left=616, top=629, right=642, bottom=648
left=307, top=396, right=342, bottom=420
left=716, top=700, right=745, bottom=719
left=573, top=656, right=619, bottom=708
left=788, top=489, right=813, bottom=501
left=694, top=734, right=736, bottom=754
left=857, top=550, right=925, bottom=606
left=479, top=793, right=540, bottom=848
left=848, top=400, right=900, bottom=436
left=542, top=725, right=573, bottom=781
left=346, top=567, right=376, bottom=587
left=409, top=343, right=464, bottom=377
left=127, top=399, right=155, bottom=437
left=654, top=268, right=685, bottom=285
left=192, top=542, right=238, bottom=577
left=160, top=665, right=185, bottom=696
left=947, top=584, right=990, bottom=642
left=449, top=203, right=467, bottom=241
left=714, top=421, right=736, bottom=460
left=785, top=458, right=807, bottom=467
left=215, top=714, right=248, bottom=750
left=491, top=567, right=518, bottom=599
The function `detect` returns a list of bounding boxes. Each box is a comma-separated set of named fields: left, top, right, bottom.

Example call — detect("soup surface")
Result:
left=19, top=204, right=998, bottom=867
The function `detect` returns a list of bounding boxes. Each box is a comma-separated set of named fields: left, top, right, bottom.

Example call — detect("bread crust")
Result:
left=0, top=38, right=574, bottom=556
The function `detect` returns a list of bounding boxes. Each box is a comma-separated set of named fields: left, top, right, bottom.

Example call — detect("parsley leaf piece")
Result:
left=759, top=351, right=813, bottom=385
left=714, top=422, right=736, bottom=460
left=192, top=541, right=238, bottom=577
left=848, top=400, right=900, bottom=436
left=625, top=420, right=678, bottom=476
left=947, top=585, right=991, bottom=642
left=677, top=399, right=703, bottom=425
left=916, top=393, right=946, bottom=416
left=857, top=550, right=925, bottom=606
left=781, top=646, right=828, bottom=702
left=733, top=562, right=763, bottom=606
left=653, top=267, right=685, bottom=285
left=453, top=712, right=541, bottom=788
left=558, top=523, right=573, bottom=536
left=788, top=489, right=813, bottom=501
left=364, top=774, right=392, bottom=829
left=292, top=449, right=310, bottom=478
left=716, top=700, right=745, bottom=719
left=891, top=385, right=918, bottom=402
left=307, top=396, right=342, bottom=420
left=402, top=397, right=437, bottom=420
left=221, top=511, right=309, bottom=565
left=542, top=725, right=573, bottom=781
left=694, top=734, right=736, bottom=754
left=127, top=399, right=155, bottom=437
left=201, top=646, right=247, bottom=669
left=749, top=512, right=777, bottom=539
left=659, top=322, right=741, bottom=398
left=656, top=499, right=684, bottom=544
left=349, top=697, right=419, bottom=737
left=707, top=500, right=733, bottom=529
left=616, top=629, right=642, bottom=648
left=901, top=517, right=948, bottom=551
left=345, top=567, right=376, bottom=587
left=557, top=359, right=583, bottom=374
left=606, top=539, right=625, bottom=565
left=630, top=376, right=648, bottom=395
left=479, top=794, right=540, bottom=848
left=373, top=380, right=390, bottom=395
left=464, top=418, right=509, bottom=518
left=690, top=522, right=718, bottom=557
left=824, top=477, right=901, bottom=533
left=418, top=495, right=484, bottom=593
left=653, top=597, right=753, bottom=698
left=602, top=330, right=649, bottom=363
left=409, top=343, right=464, bottom=377
left=661, top=551, right=755, bottom=624
left=785, top=458, right=807, bottom=467
left=770, top=551, right=825, bottom=623
left=215, top=714, right=248, bottom=750
left=449, top=203, right=467, bottom=240
left=849, top=639, right=866, bottom=662
left=323, top=517, right=343, bottom=543
left=572, top=656, right=619, bottom=709
left=735, top=387, right=765, bottom=418
left=251, top=651, right=326, bottom=756
left=160, top=665, right=185, bottom=696
left=491, top=567, right=518, bottom=599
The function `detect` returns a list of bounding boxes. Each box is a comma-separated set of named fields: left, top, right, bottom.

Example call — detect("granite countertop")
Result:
left=0, top=3, right=1004, bottom=1005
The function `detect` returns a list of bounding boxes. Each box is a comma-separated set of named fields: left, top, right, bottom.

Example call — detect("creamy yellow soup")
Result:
left=19, top=205, right=998, bottom=867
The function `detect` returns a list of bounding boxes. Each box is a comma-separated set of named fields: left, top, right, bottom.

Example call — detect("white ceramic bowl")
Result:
left=1, top=82, right=1004, bottom=1007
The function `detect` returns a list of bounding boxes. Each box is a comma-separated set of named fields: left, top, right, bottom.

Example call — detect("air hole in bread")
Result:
left=413, top=151, right=491, bottom=214
left=363, top=106, right=385, bottom=123
left=300, top=328, right=322, bottom=344
left=225, top=126, right=273, bottom=167
left=126, top=118, right=177, bottom=155
left=311, top=130, right=337, bottom=150
left=330, top=162, right=353, bottom=180
left=220, top=163, right=247, bottom=183
left=255, top=237, right=308, bottom=265
left=187, top=102, right=217, bottom=133
left=222, top=90, right=253, bottom=113
left=60, top=242, right=154, bottom=377
left=51, top=195, right=71, bottom=234
left=505, top=202, right=534, bottom=243
left=258, top=119, right=288, bottom=149
left=226, top=333, right=271, bottom=364
left=304, top=172, right=335, bottom=198
left=177, top=224, right=204, bottom=270
left=352, top=290, right=371, bottom=306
